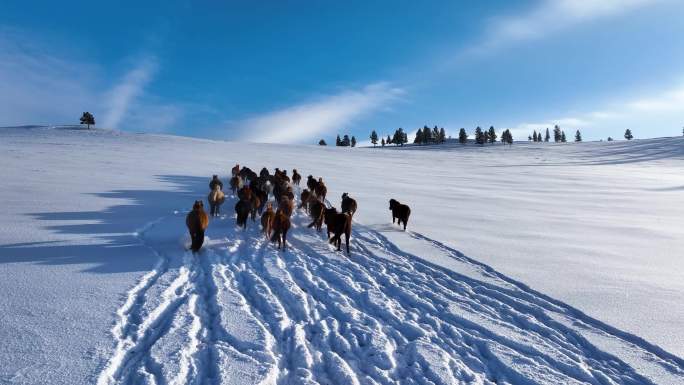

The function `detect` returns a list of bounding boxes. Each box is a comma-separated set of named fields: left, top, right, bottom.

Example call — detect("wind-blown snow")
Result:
left=0, top=127, right=682, bottom=384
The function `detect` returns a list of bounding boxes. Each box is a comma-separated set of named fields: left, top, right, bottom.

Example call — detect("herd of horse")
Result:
left=185, top=165, right=411, bottom=254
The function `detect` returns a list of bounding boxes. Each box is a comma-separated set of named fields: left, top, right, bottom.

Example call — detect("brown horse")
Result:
left=279, top=196, right=295, bottom=217
left=250, top=194, right=261, bottom=222
left=292, top=169, right=302, bottom=186
left=229, top=175, right=241, bottom=194
left=341, top=193, right=357, bottom=218
left=324, top=207, right=351, bottom=254
left=261, top=203, right=275, bottom=240
left=271, top=209, right=290, bottom=250
left=186, top=200, right=209, bottom=252
left=231, top=164, right=240, bottom=177
left=314, top=179, right=327, bottom=201
left=299, top=189, right=311, bottom=211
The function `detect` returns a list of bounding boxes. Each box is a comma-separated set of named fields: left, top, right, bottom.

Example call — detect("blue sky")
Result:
left=2, top=1, right=684, bottom=143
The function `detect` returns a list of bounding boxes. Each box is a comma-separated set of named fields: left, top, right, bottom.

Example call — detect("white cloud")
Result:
left=234, top=82, right=404, bottom=144
left=101, top=57, right=157, bottom=129
left=512, top=82, right=684, bottom=139
left=471, top=0, right=659, bottom=54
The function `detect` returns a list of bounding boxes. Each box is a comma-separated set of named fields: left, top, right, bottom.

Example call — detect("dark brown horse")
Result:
left=307, top=200, right=325, bottom=232
left=235, top=199, right=251, bottom=230
left=389, top=199, right=411, bottom=230
left=324, top=207, right=351, bottom=254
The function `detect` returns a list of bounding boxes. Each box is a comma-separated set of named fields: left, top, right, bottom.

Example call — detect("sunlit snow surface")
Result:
left=1, top=127, right=682, bottom=384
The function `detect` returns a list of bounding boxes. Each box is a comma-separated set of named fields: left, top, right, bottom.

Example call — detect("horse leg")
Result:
left=345, top=232, right=350, bottom=254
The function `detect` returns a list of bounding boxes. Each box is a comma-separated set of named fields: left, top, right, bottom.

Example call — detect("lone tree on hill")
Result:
left=575, top=130, right=582, bottom=142
left=351, top=136, right=357, bottom=147
left=318, top=139, right=327, bottom=145
left=475, top=126, right=485, bottom=145
left=545, top=128, right=550, bottom=142
left=80, top=112, right=95, bottom=129
left=488, top=126, right=497, bottom=143
left=370, top=130, right=378, bottom=146
left=624, top=129, right=633, bottom=140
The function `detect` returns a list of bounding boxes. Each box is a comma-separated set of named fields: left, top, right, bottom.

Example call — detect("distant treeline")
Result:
left=317, top=125, right=641, bottom=147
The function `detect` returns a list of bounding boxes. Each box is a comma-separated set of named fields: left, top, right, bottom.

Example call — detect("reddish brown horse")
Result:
left=271, top=209, right=290, bottom=250
left=186, top=200, right=209, bottom=252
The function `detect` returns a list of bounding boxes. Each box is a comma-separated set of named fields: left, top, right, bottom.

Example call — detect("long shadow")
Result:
left=0, top=175, right=212, bottom=273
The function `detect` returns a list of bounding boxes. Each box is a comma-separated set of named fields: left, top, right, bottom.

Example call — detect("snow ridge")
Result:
left=96, top=193, right=684, bottom=385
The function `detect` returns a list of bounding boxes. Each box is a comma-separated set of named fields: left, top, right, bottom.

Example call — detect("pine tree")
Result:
left=545, top=128, right=550, bottom=142
left=421, top=126, right=431, bottom=144
left=488, top=126, right=497, bottom=144
left=439, top=127, right=446, bottom=144
left=624, top=129, right=633, bottom=140
left=432, top=126, right=440, bottom=143
left=386, top=135, right=392, bottom=144
left=528, top=135, right=533, bottom=141
left=458, top=128, right=468, bottom=144
left=414, top=129, right=424, bottom=144
left=370, top=130, right=378, bottom=146
left=336, top=134, right=342, bottom=146
left=607, top=137, right=613, bottom=141
left=553, top=125, right=562, bottom=142
left=532, top=130, right=538, bottom=142
left=575, top=130, right=582, bottom=142
left=80, top=111, right=95, bottom=129
left=318, top=139, right=327, bottom=145
left=342, top=134, right=351, bottom=146
left=351, top=136, right=357, bottom=147
left=393, top=128, right=406, bottom=146
left=561, top=131, right=567, bottom=143
left=475, top=126, right=485, bottom=145
left=501, top=129, right=513, bottom=145
left=381, top=138, right=386, bottom=147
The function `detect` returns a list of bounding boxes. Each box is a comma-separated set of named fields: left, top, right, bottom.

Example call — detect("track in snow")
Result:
left=97, top=195, right=684, bottom=385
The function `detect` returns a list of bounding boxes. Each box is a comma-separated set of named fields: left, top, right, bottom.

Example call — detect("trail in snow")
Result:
left=97, top=193, right=684, bottom=385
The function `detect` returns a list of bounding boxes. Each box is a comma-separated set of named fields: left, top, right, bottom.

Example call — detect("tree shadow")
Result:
left=0, top=175, right=212, bottom=273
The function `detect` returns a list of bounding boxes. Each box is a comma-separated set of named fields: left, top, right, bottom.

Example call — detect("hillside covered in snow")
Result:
left=1, top=127, right=683, bottom=385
